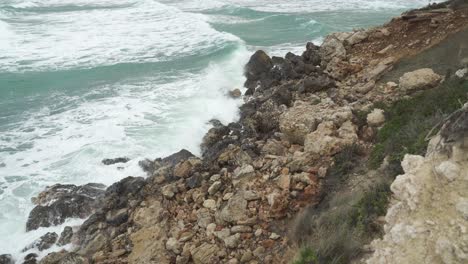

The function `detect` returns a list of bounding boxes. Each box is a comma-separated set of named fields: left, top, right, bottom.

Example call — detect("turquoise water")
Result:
left=0, top=0, right=436, bottom=260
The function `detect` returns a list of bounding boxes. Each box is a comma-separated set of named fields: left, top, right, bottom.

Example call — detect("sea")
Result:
left=0, top=0, right=439, bottom=261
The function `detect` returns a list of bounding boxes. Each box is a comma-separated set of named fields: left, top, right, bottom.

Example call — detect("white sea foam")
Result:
left=0, top=46, right=249, bottom=260
left=0, top=0, right=240, bottom=72
left=161, top=0, right=444, bottom=13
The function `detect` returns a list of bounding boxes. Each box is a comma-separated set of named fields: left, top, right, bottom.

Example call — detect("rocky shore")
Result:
left=2, top=1, right=468, bottom=264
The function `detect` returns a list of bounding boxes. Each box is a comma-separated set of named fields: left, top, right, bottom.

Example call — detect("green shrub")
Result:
left=350, top=182, right=392, bottom=235
left=294, top=248, right=318, bottom=264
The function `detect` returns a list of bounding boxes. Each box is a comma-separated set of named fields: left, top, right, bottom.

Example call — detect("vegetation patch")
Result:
left=369, top=79, right=468, bottom=169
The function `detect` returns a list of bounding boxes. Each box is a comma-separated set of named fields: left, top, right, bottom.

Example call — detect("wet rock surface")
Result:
left=102, top=157, right=130, bottom=165
left=27, top=183, right=105, bottom=231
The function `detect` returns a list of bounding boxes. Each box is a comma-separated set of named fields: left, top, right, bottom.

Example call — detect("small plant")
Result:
left=294, top=248, right=318, bottom=264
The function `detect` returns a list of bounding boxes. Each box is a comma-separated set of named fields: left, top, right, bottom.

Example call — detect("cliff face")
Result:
left=6, top=2, right=468, bottom=264
left=367, top=108, right=468, bottom=264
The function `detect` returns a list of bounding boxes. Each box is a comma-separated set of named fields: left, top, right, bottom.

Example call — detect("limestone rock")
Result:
left=39, top=252, right=88, bottom=264
left=191, top=243, right=219, bottom=264
left=399, top=68, right=442, bottom=92
left=279, top=103, right=318, bottom=144
left=367, top=108, right=386, bottom=127
left=435, top=161, right=460, bottom=181
left=57, top=226, right=73, bottom=246
left=219, top=194, right=248, bottom=223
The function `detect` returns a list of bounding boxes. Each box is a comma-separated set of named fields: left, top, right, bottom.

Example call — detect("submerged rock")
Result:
left=27, top=183, right=105, bottom=231
left=101, top=157, right=130, bottom=165
left=23, top=253, right=38, bottom=264
left=57, top=226, right=73, bottom=246
left=23, top=232, right=58, bottom=252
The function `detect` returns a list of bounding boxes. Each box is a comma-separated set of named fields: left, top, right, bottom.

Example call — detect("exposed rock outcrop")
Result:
left=27, top=183, right=105, bottom=231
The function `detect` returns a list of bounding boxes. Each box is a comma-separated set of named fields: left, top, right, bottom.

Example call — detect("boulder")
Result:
left=161, top=149, right=195, bottom=167
left=399, top=68, right=442, bottom=92
left=300, top=74, right=335, bottom=93
left=101, top=157, right=129, bottom=165
left=302, top=42, right=321, bottom=66
left=23, top=232, right=58, bottom=252
left=201, top=121, right=230, bottom=155
left=346, top=31, right=368, bottom=45
left=23, top=253, right=38, bottom=264
left=279, top=103, right=319, bottom=145
left=229, top=89, right=242, bottom=98
left=27, top=183, right=105, bottom=231
left=191, top=243, right=219, bottom=264
left=367, top=109, right=386, bottom=127
left=219, top=194, right=248, bottom=223
left=244, top=50, right=274, bottom=89
left=57, top=226, right=73, bottom=246
left=319, top=35, right=347, bottom=65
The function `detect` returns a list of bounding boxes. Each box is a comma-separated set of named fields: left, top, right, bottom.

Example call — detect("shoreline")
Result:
left=2, top=1, right=468, bottom=263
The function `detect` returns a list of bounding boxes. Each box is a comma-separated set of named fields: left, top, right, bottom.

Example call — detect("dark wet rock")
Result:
left=0, top=254, right=13, bottom=264
left=302, top=42, right=321, bottom=66
left=27, top=184, right=105, bottom=231
left=161, top=149, right=195, bottom=167
left=76, top=177, right=146, bottom=255
left=57, top=226, right=73, bottom=246
left=23, top=253, right=38, bottom=264
left=186, top=173, right=203, bottom=189
left=244, top=50, right=274, bottom=89
left=39, top=251, right=88, bottom=264
left=201, top=120, right=230, bottom=155
left=138, top=159, right=154, bottom=173
left=0, top=163, right=5, bottom=168
left=102, top=157, right=130, bottom=165
left=23, top=232, right=58, bottom=252
left=299, top=74, right=335, bottom=94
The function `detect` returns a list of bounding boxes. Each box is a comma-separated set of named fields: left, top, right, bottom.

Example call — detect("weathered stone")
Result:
left=223, top=234, right=241, bottom=249
left=162, top=184, right=177, bottom=199
left=208, top=181, right=222, bottom=195
left=276, top=174, right=291, bottom=190
left=219, top=194, right=248, bottom=223
left=231, top=225, right=252, bottom=234
left=269, top=233, right=281, bottom=240
left=203, top=199, right=217, bottom=210
left=24, top=232, right=58, bottom=252
left=57, top=226, right=73, bottom=246
left=233, top=165, right=255, bottom=179
left=23, top=253, right=37, bottom=264
left=197, top=208, right=213, bottom=228
left=292, top=173, right=312, bottom=185
left=191, top=243, right=219, bottom=264
left=346, top=31, right=368, bottom=45
left=240, top=250, right=253, bottom=263
left=229, top=89, right=242, bottom=98
left=435, top=161, right=460, bottom=182
left=27, top=183, right=105, bottom=231
left=279, top=103, right=318, bottom=144
left=173, top=160, right=193, bottom=178
left=320, top=34, right=347, bottom=65
left=399, top=68, right=442, bottom=92
left=166, top=237, right=180, bottom=254
left=301, top=75, right=335, bottom=93
left=367, top=108, right=386, bottom=127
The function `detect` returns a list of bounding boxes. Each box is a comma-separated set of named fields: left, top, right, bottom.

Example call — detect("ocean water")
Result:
left=0, top=0, right=438, bottom=260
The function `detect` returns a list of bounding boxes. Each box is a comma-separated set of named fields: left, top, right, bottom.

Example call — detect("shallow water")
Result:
left=0, top=0, right=440, bottom=260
